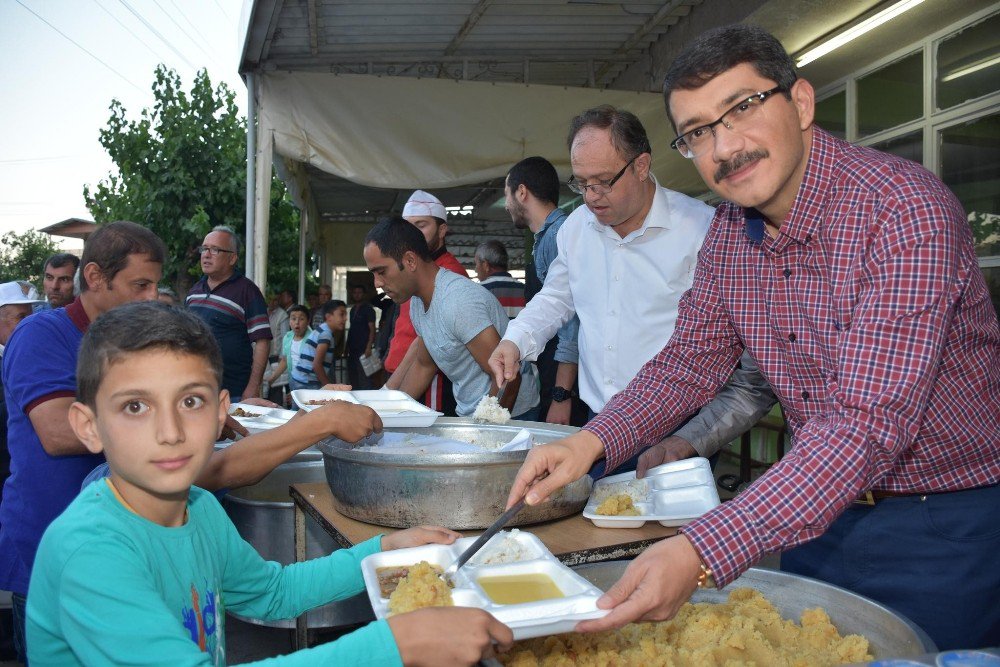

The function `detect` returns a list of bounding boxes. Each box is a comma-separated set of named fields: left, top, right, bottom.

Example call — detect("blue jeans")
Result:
left=12, top=592, right=26, bottom=665
left=781, top=482, right=1000, bottom=650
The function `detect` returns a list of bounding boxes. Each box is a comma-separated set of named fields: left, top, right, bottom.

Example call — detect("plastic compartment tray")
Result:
left=292, top=389, right=442, bottom=427
left=228, top=403, right=298, bottom=433
left=583, top=457, right=721, bottom=528
left=361, top=531, right=608, bottom=640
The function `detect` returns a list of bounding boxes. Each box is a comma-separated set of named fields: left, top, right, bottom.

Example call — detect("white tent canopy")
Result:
left=249, top=71, right=705, bottom=289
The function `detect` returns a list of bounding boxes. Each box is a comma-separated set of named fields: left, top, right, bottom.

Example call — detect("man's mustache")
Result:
left=715, top=149, right=769, bottom=183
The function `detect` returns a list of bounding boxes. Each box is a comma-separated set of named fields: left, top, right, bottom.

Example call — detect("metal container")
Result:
left=221, top=449, right=371, bottom=629
left=572, top=562, right=937, bottom=659
left=318, top=418, right=593, bottom=529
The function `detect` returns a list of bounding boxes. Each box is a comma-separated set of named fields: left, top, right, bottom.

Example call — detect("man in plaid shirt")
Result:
left=505, top=24, right=999, bottom=650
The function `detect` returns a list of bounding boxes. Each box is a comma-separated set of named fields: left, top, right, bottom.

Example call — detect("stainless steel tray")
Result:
left=318, top=418, right=593, bottom=529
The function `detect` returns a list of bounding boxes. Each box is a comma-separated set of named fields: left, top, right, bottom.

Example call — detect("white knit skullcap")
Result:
left=402, top=190, right=446, bottom=220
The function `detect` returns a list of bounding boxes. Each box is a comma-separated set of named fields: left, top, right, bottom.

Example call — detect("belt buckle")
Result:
left=854, top=490, right=876, bottom=506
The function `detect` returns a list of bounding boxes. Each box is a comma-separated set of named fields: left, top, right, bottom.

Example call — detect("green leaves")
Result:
left=0, top=229, right=61, bottom=287
left=84, top=65, right=302, bottom=295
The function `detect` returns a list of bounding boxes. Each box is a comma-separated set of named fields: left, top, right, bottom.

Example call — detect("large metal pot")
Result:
left=572, top=562, right=937, bottom=659
left=221, top=447, right=371, bottom=629
left=318, top=418, right=593, bottom=529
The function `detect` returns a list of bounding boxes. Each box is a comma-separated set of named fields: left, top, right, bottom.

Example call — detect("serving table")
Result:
left=289, top=481, right=677, bottom=648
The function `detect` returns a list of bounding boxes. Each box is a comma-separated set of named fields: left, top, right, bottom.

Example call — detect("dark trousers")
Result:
left=347, top=355, right=374, bottom=390
left=11, top=592, right=26, bottom=665
left=781, top=482, right=1000, bottom=651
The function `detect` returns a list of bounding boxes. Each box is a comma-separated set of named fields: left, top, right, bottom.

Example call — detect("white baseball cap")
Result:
left=402, top=190, right=447, bottom=221
left=0, top=281, right=43, bottom=308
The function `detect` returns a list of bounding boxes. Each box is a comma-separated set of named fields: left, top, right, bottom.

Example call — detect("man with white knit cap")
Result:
left=383, top=190, right=468, bottom=415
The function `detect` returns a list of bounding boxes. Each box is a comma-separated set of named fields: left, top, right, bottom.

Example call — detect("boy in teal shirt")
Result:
left=27, top=301, right=512, bottom=666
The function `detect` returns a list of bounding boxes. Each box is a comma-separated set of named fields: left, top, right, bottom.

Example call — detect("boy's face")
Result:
left=289, top=310, right=309, bottom=336
left=324, top=306, right=347, bottom=332
left=68, top=349, right=228, bottom=519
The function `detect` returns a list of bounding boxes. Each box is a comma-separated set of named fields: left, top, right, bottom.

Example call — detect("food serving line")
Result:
left=227, top=390, right=960, bottom=663
left=288, top=480, right=679, bottom=648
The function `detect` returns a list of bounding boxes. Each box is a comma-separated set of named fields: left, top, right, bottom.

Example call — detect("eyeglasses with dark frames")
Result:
left=198, top=245, right=236, bottom=256
left=566, top=155, right=639, bottom=196
left=670, top=86, right=785, bottom=159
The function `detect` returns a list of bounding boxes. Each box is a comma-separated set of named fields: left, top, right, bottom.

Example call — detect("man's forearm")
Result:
left=197, top=410, right=325, bottom=490
left=554, top=362, right=577, bottom=394
left=672, top=353, right=778, bottom=457
left=31, top=397, right=90, bottom=456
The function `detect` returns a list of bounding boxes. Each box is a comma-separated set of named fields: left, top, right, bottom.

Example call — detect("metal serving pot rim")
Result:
left=318, top=417, right=579, bottom=466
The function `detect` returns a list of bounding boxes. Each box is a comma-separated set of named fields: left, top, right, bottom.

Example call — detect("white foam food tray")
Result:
left=228, top=403, right=298, bottom=433
left=361, top=531, right=608, bottom=640
left=291, top=389, right=442, bottom=427
left=583, top=457, right=721, bottom=528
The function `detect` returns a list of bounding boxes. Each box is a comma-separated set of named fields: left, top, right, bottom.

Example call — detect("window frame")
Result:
left=812, top=6, right=1000, bottom=271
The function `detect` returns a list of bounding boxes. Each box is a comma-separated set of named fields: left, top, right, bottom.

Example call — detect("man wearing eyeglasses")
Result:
left=491, top=106, right=776, bottom=476
left=506, top=25, right=999, bottom=650
left=186, top=226, right=272, bottom=401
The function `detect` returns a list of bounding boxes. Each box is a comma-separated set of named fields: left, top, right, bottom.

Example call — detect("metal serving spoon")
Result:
left=443, top=498, right=526, bottom=585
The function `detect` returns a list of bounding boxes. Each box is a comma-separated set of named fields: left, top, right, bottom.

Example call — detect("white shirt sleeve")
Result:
left=502, top=223, right=577, bottom=361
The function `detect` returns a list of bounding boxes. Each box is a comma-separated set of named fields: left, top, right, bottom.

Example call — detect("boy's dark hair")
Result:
left=364, top=216, right=433, bottom=266
left=507, top=157, right=560, bottom=208
left=322, top=299, right=347, bottom=317
left=77, top=301, right=223, bottom=408
left=44, top=253, right=81, bottom=272
left=79, top=221, right=167, bottom=292
left=567, top=106, right=652, bottom=159
left=288, top=304, right=310, bottom=319
left=661, top=24, right=798, bottom=128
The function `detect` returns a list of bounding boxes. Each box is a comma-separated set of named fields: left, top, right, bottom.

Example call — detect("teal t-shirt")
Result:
left=27, top=482, right=402, bottom=666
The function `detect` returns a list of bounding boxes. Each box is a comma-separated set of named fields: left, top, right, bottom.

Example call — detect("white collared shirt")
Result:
left=503, top=178, right=714, bottom=412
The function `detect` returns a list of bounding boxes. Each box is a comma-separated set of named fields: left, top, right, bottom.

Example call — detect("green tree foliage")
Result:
left=0, top=229, right=60, bottom=287
left=84, top=65, right=304, bottom=296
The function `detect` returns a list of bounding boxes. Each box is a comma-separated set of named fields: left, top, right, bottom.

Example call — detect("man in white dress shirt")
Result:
left=490, top=106, right=775, bottom=473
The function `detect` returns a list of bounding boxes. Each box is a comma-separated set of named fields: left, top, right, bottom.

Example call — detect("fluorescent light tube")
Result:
left=941, top=54, right=1000, bottom=82
left=796, top=0, right=927, bottom=68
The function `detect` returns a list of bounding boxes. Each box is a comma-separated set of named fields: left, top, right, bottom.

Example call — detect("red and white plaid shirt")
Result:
left=585, top=128, right=1000, bottom=585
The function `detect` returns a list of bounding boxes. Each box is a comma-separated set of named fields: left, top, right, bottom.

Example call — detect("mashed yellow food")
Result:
left=387, top=561, right=453, bottom=614
left=500, top=588, right=872, bottom=667
left=595, top=494, right=641, bottom=516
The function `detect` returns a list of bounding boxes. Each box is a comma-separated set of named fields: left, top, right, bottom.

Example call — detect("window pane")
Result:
left=815, top=90, right=846, bottom=138
left=940, top=113, right=1000, bottom=258
left=858, top=52, right=923, bottom=137
left=936, top=13, right=1000, bottom=111
left=870, top=130, right=922, bottom=164
left=981, top=266, right=1000, bottom=322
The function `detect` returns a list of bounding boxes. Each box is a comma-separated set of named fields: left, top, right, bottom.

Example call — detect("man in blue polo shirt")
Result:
left=0, top=221, right=165, bottom=661
left=186, top=226, right=272, bottom=401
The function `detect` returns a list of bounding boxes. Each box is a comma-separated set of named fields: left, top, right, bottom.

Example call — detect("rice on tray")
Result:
left=473, top=395, right=511, bottom=424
